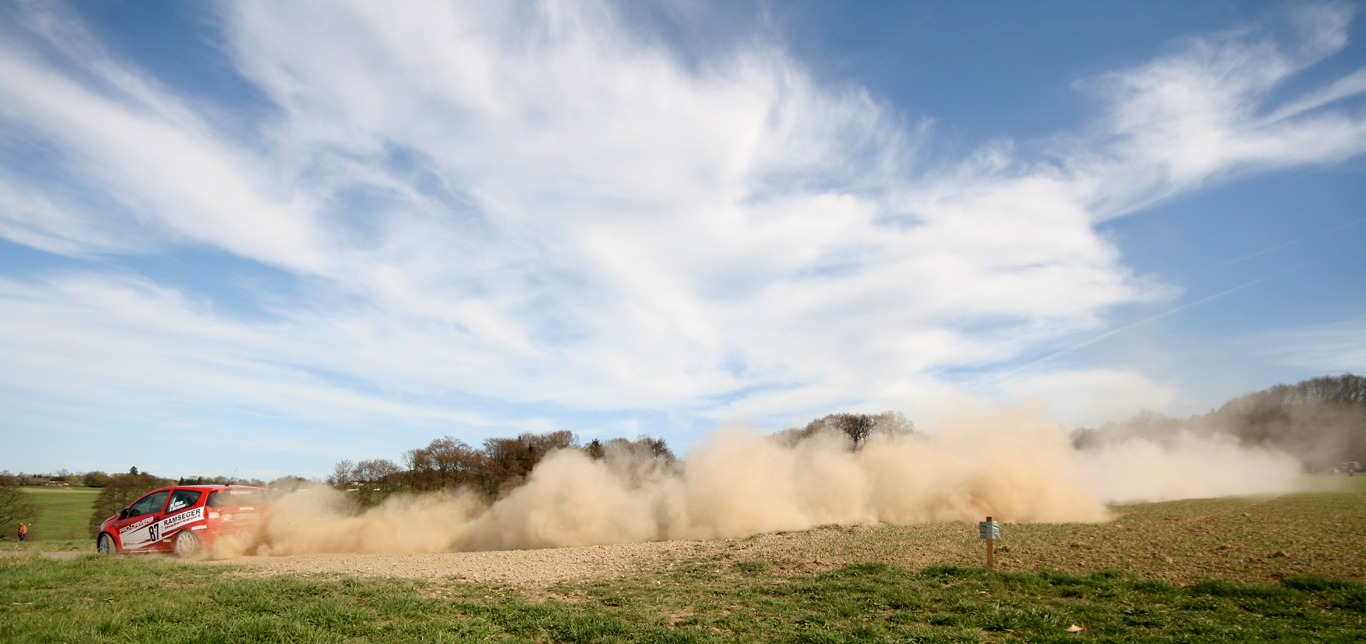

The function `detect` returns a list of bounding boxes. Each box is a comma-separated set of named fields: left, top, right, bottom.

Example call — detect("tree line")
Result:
left=326, top=431, right=678, bottom=507
left=0, top=468, right=267, bottom=490
left=325, top=412, right=915, bottom=507
left=1, top=469, right=105, bottom=487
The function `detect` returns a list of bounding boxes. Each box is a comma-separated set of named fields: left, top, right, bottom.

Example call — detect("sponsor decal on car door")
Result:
left=161, top=506, right=204, bottom=536
left=158, top=489, right=205, bottom=543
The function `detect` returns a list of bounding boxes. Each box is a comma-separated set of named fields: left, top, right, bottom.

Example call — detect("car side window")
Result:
left=208, top=488, right=268, bottom=507
left=128, top=490, right=170, bottom=517
left=166, top=490, right=201, bottom=514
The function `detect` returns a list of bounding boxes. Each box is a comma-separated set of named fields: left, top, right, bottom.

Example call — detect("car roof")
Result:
left=145, top=484, right=265, bottom=493
left=175, top=485, right=264, bottom=490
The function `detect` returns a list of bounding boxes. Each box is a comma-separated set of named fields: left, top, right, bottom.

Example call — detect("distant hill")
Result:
left=1072, top=374, right=1365, bottom=472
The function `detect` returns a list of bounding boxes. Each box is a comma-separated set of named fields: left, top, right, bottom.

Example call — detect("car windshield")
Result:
left=206, top=488, right=269, bottom=508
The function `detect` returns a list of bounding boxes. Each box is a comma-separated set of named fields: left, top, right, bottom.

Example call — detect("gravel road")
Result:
left=195, top=523, right=992, bottom=587
left=194, top=523, right=966, bottom=587
left=201, top=539, right=719, bottom=587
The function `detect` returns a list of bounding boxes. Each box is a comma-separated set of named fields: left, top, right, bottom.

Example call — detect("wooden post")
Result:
left=986, top=515, right=995, bottom=569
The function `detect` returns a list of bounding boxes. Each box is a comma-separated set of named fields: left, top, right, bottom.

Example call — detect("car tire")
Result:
left=97, top=533, right=115, bottom=555
left=172, top=531, right=201, bottom=558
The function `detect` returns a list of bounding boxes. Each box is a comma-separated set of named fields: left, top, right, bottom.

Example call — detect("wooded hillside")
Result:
left=1073, top=374, right=1365, bottom=471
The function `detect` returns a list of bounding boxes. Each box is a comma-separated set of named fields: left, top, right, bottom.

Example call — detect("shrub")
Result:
left=80, top=471, right=109, bottom=488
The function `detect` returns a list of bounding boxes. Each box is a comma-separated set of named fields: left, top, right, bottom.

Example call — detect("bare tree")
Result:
left=482, top=430, right=578, bottom=496
left=0, top=480, right=37, bottom=540
left=404, top=436, right=486, bottom=491
left=343, top=458, right=405, bottom=507
left=783, top=411, right=916, bottom=449
left=602, top=436, right=677, bottom=463
left=327, top=459, right=356, bottom=488
left=870, top=411, right=915, bottom=438
left=353, top=458, right=401, bottom=483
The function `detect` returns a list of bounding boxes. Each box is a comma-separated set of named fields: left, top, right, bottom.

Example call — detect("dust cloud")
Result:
left=1074, top=433, right=1301, bottom=502
left=214, top=405, right=1302, bottom=559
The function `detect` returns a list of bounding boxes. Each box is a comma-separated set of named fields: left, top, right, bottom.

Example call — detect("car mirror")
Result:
left=119, top=508, right=130, bottom=520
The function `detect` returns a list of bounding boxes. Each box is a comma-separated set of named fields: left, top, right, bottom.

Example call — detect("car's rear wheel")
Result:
left=97, top=533, right=115, bottom=555
left=172, top=531, right=201, bottom=557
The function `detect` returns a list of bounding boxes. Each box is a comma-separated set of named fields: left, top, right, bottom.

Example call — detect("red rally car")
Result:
left=96, top=485, right=269, bottom=556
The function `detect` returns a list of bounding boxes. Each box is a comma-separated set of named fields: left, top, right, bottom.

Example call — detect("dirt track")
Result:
left=199, top=524, right=911, bottom=587
left=201, top=539, right=718, bottom=586
left=200, top=524, right=975, bottom=587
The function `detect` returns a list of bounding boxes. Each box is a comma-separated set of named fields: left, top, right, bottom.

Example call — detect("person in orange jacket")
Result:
left=17, top=522, right=27, bottom=542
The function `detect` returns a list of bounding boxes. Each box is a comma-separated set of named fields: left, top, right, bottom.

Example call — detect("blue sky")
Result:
left=1, top=0, right=1363, bottom=481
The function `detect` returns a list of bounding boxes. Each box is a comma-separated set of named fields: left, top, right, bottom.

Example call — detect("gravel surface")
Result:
left=196, top=524, right=975, bottom=587
left=0, top=551, right=84, bottom=560
left=201, top=539, right=719, bottom=586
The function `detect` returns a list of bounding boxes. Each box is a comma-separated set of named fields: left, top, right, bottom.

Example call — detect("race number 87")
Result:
left=149, top=523, right=160, bottom=542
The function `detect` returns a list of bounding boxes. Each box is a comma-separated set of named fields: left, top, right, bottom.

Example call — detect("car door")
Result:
left=161, top=488, right=205, bottom=542
left=115, top=489, right=170, bottom=551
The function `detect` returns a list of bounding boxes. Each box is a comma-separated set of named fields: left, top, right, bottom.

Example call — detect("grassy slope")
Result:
left=3, top=487, right=100, bottom=552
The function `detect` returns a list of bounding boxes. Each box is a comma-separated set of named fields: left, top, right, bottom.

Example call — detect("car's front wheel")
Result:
left=97, top=533, right=115, bottom=555
left=172, top=531, right=201, bottom=558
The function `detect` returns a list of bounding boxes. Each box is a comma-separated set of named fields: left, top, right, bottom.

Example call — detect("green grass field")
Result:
left=6, top=487, right=101, bottom=547
left=1, top=549, right=1362, bottom=642
left=1, top=478, right=1361, bottom=642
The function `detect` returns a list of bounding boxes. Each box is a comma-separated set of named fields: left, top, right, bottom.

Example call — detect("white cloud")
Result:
left=0, top=181, right=141, bottom=255
left=0, top=275, right=518, bottom=430
left=1075, top=1, right=1366, bottom=218
left=0, top=18, right=327, bottom=272
left=0, top=0, right=1363, bottom=448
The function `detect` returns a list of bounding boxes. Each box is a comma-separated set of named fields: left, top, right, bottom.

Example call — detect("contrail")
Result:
left=977, top=216, right=1362, bottom=383
left=985, top=262, right=1313, bottom=384
left=1189, top=218, right=1363, bottom=277
left=922, top=221, right=1355, bottom=383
